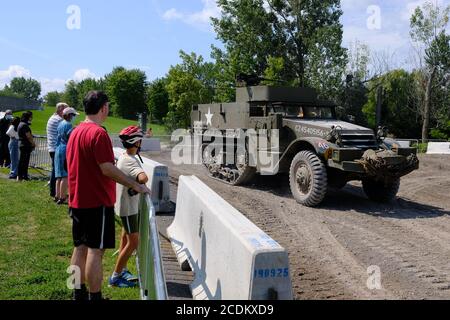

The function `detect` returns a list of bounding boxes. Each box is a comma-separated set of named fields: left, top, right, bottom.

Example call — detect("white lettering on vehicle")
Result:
left=295, top=125, right=327, bottom=137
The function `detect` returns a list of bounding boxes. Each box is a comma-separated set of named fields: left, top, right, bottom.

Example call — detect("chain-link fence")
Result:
left=29, top=134, right=176, bottom=172
left=0, top=96, right=42, bottom=112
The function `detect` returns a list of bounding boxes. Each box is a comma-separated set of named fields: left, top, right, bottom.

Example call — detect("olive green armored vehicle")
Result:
left=191, top=85, right=419, bottom=207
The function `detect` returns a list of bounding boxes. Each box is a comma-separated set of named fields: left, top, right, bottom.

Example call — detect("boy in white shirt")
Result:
left=109, top=126, right=149, bottom=288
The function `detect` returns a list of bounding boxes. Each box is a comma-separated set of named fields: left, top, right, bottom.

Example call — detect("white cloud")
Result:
left=162, top=0, right=220, bottom=31
left=42, top=69, right=97, bottom=95
left=0, top=66, right=99, bottom=97
left=401, top=0, right=445, bottom=21
left=187, top=0, right=221, bottom=25
left=39, top=78, right=67, bottom=96
left=0, top=65, right=65, bottom=95
left=341, top=0, right=373, bottom=11
left=163, top=8, right=183, bottom=20
left=40, top=69, right=97, bottom=95
left=344, top=26, right=409, bottom=51
left=0, top=65, right=32, bottom=89
left=72, top=68, right=97, bottom=82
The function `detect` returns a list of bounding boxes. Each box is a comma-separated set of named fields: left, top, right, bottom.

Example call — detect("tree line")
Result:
left=157, top=0, right=449, bottom=141
left=0, top=77, right=41, bottom=101
left=2, top=1, right=448, bottom=141
left=44, top=67, right=148, bottom=120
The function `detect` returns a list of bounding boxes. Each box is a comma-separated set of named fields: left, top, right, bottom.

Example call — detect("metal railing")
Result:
left=136, top=193, right=168, bottom=300
left=30, top=135, right=52, bottom=171
left=396, top=138, right=449, bottom=144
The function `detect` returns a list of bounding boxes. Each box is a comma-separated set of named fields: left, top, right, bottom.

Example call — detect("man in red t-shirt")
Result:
left=67, top=91, right=151, bottom=301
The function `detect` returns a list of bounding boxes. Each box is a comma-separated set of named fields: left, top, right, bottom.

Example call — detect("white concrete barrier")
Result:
left=114, top=148, right=174, bottom=213
left=167, top=175, right=293, bottom=300
left=397, top=140, right=411, bottom=148
left=426, top=142, right=450, bottom=155
left=112, top=137, right=161, bottom=154
left=141, top=138, right=161, bottom=154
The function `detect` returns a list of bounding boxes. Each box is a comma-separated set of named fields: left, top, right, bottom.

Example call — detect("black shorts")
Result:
left=69, top=207, right=116, bottom=249
left=121, top=214, right=139, bottom=234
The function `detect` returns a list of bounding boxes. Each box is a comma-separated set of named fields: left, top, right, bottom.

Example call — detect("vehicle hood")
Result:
left=284, top=119, right=373, bottom=133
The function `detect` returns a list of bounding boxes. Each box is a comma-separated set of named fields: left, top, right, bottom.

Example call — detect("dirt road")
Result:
left=146, top=150, right=450, bottom=300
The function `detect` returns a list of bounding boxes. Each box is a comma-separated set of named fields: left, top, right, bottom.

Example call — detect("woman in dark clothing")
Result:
left=17, top=111, right=35, bottom=181
left=0, top=110, right=13, bottom=167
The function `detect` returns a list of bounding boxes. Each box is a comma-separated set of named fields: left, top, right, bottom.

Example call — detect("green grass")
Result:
left=0, top=171, right=140, bottom=300
left=13, top=107, right=167, bottom=136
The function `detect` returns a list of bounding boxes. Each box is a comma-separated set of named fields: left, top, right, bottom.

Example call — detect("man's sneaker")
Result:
left=121, top=270, right=138, bottom=282
left=108, top=275, right=137, bottom=288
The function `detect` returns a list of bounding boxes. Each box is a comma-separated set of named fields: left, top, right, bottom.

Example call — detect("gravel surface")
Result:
left=145, top=151, right=450, bottom=300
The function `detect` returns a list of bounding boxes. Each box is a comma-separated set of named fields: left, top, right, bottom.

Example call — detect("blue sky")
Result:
left=0, top=0, right=448, bottom=95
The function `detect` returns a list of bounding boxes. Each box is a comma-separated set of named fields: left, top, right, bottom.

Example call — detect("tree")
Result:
left=165, top=69, right=204, bottom=130
left=44, top=91, right=63, bottom=107
left=8, top=77, right=41, bottom=101
left=76, top=78, right=105, bottom=110
left=105, top=67, right=147, bottom=120
left=210, top=47, right=240, bottom=102
left=165, top=51, right=216, bottom=130
left=427, top=32, right=450, bottom=140
left=410, top=1, right=450, bottom=142
left=340, top=41, right=371, bottom=125
left=62, top=80, right=80, bottom=110
left=347, top=41, right=371, bottom=82
left=262, top=56, right=286, bottom=86
left=147, top=78, right=169, bottom=123
left=212, top=0, right=347, bottom=100
left=362, top=70, right=422, bottom=138
left=0, top=86, right=23, bottom=98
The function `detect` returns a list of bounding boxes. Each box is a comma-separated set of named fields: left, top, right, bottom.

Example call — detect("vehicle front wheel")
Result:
left=362, top=178, right=400, bottom=202
left=289, top=151, right=328, bottom=207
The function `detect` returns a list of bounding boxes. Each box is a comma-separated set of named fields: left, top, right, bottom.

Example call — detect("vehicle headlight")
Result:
left=332, top=150, right=341, bottom=162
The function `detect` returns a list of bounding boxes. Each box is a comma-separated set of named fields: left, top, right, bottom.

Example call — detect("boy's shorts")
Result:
left=121, top=214, right=139, bottom=234
left=69, top=206, right=115, bottom=249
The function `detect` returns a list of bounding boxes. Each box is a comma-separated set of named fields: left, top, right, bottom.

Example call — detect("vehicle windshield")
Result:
left=270, top=105, right=335, bottom=119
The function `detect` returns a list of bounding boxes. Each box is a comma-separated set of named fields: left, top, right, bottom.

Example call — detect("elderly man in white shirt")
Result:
left=46, top=103, right=69, bottom=200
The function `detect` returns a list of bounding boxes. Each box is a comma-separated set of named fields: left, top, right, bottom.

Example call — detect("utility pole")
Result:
left=376, top=86, right=383, bottom=129
left=138, top=112, right=147, bottom=133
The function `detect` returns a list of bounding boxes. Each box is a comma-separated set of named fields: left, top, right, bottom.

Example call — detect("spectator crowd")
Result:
left=0, top=110, right=36, bottom=181
left=1, top=91, right=152, bottom=300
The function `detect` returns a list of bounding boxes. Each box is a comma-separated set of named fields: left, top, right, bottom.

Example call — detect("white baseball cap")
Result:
left=63, top=107, right=80, bottom=116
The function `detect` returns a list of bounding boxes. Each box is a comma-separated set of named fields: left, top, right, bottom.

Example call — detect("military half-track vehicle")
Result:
left=191, top=85, right=419, bottom=207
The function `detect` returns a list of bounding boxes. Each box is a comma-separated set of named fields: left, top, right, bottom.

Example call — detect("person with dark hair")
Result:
left=17, top=111, right=35, bottom=181
left=67, top=90, right=151, bottom=301
left=0, top=110, right=13, bottom=168
left=55, top=107, right=79, bottom=205
left=83, top=90, right=110, bottom=115
left=6, top=117, right=21, bottom=179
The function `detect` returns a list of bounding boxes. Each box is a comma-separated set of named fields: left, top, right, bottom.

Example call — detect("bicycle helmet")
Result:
left=119, top=126, right=144, bottom=145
